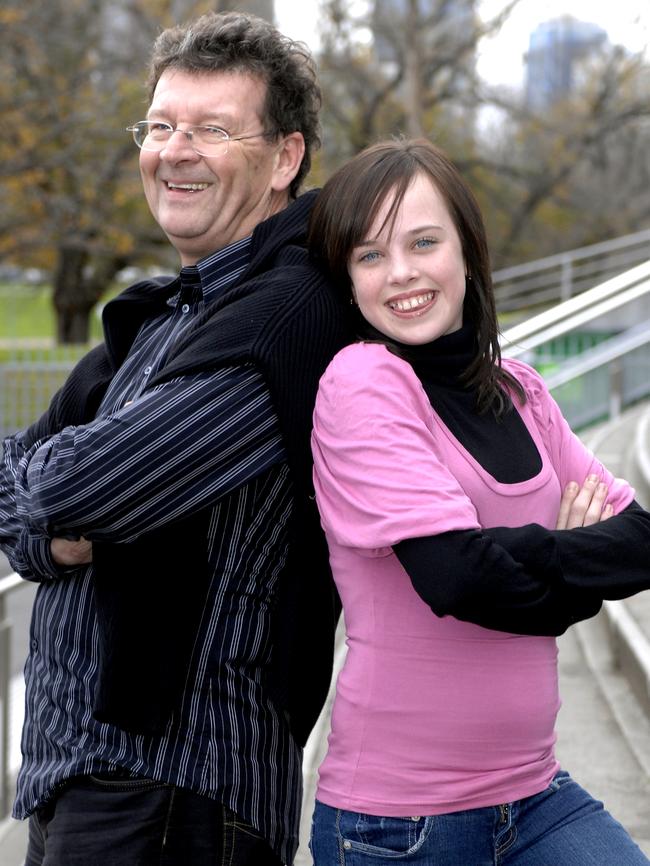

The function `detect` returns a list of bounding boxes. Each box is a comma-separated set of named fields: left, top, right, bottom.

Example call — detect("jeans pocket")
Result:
left=337, top=810, right=433, bottom=859
left=221, top=804, right=280, bottom=864
left=86, top=773, right=169, bottom=792
left=547, top=768, right=571, bottom=793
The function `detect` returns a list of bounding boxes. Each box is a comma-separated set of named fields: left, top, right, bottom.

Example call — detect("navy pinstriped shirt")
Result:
left=1, top=237, right=304, bottom=862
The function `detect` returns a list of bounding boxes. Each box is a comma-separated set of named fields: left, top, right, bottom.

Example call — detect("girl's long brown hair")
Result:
left=308, top=138, right=525, bottom=415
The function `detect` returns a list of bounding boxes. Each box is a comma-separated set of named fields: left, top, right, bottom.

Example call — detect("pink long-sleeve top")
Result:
left=311, top=341, right=633, bottom=816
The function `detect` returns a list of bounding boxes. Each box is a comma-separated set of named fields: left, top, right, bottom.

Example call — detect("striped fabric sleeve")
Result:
left=11, top=526, right=75, bottom=582
left=15, top=365, right=287, bottom=542
left=0, top=432, right=28, bottom=562
left=0, top=431, right=71, bottom=580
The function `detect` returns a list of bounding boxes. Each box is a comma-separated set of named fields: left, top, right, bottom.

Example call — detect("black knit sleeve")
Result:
left=394, top=500, right=650, bottom=636
left=484, top=500, right=650, bottom=599
left=394, top=527, right=601, bottom=636
left=22, top=343, right=114, bottom=447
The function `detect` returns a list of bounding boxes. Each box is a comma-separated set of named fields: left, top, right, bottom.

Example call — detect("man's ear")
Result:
left=271, top=132, right=306, bottom=192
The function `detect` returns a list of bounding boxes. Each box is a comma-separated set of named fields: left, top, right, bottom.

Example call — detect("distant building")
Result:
left=525, top=16, right=608, bottom=112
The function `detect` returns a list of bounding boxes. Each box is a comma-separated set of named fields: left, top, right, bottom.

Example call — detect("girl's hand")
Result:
left=555, top=476, right=613, bottom=529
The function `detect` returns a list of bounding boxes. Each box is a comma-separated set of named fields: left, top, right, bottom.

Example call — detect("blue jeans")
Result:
left=25, top=772, right=283, bottom=866
left=310, top=771, right=649, bottom=865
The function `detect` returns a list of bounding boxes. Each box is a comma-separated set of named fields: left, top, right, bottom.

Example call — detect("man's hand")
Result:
left=556, top=475, right=613, bottom=530
left=50, top=537, right=93, bottom=566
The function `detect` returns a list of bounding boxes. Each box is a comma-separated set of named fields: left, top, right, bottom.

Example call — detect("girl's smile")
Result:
left=348, top=172, right=466, bottom=345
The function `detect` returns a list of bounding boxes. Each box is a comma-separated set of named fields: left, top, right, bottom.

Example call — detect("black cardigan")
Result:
left=24, top=191, right=351, bottom=743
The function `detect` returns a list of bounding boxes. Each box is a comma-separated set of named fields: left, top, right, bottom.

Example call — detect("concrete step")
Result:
left=582, top=402, right=650, bottom=722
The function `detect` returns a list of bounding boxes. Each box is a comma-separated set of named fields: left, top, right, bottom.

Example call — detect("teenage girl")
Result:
left=307, top=138, right=650, bottom=865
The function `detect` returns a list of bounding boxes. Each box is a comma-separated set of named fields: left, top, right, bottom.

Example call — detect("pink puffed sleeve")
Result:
left=311, top=343, right=481, bottom=551
left=504, top=358, right=635, bottom=514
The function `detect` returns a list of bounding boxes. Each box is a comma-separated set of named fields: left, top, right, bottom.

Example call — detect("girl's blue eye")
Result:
left=414, top=237, right=435, bottom=249
left=359, top=250, right=380, bottom=263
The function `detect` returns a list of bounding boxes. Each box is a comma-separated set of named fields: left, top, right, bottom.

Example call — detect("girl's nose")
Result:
left=388, top=254, right=419, bottom=285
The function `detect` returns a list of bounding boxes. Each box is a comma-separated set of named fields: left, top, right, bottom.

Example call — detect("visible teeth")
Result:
left=388, top=292, right=434, bottom=312
left=167, top=182, right=209, bottom=191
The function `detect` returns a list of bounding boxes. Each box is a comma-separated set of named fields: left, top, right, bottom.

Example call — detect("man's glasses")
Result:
left=126, top=121, right=270, bottom=157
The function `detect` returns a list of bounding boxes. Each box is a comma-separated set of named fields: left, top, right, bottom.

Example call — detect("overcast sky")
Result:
left=275, top=0, right=650, bottom=87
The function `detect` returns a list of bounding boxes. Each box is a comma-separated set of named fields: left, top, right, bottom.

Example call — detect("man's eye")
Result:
left=200, top=126, right=227, bottom=140
left=147, top=122, right=172, bottom=137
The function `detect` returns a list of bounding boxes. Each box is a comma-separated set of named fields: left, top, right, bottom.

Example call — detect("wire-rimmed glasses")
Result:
left=126, top=121, right=270, bottom=157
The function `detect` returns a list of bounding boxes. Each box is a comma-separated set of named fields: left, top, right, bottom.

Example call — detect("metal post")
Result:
left=609, top=359, right=623, bottom=420
left=0, top=592, right=10, bottom=818
left=0, top=573, right=24, bottom=821
left=0, top=366, right=5, bottom=439
left=560, top=254, right=573, bottom=302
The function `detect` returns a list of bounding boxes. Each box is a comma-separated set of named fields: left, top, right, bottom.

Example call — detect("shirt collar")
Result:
left=169, top=236, right=253, bottom=308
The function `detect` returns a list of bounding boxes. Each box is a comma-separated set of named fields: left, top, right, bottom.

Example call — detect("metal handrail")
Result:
left=0, top=572, right=29, bottom=819
left=541, top=320, right=650, bottom=390
left=500, top=259, right=650, bottom=358
left=494, top=228, right=650, bottom=282
left=635, top=407, right=650, bottom=507
left=493, top=227, right=650, bottom=311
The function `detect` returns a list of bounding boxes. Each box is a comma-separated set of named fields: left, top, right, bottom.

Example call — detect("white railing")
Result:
left=500, top=259, right=650, bottom=360
left=494, top=228, right=650, bottom=313
left=635, top=407, right=650, bottom=507
left=542, top=324, right=650, bottom=429
left=0, top=573, right=28, bottom=819
left=500, top=259, right=650, bottom=430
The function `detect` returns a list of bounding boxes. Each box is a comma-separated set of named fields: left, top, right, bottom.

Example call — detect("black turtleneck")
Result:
left=382, top=324, right=542, bottom=483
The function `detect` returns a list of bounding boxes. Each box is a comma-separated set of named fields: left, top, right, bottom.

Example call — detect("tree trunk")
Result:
left=53, top=243, right=91, bottom=344
left=404, top=0, right=424, bottom=137
left=52, top=242, right=127, bottom=345
left=55, top=305, right=95, bottom=344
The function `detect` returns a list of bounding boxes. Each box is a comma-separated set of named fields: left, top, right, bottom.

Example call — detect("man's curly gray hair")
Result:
left=147, top=11, right=321, bottom=197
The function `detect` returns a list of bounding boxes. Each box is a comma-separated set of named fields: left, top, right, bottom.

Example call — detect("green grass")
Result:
left=0, top=283, right=103, bottom=431
left=0, top=283, right=105, bottom=342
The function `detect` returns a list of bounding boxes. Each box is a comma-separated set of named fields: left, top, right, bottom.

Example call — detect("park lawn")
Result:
left=0, top=283, right=108, bottom=342
left=0, top=282, right=116, bottom=433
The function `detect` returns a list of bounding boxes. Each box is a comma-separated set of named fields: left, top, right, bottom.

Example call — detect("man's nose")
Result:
left=158, top=129, right=201, bottom=161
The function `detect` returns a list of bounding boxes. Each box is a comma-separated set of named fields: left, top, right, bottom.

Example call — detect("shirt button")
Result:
left=31, top=639, right=38, bottom=651
left=143, top=366, right=152, bottom=376
left=181, top=303, right=190, bottom=313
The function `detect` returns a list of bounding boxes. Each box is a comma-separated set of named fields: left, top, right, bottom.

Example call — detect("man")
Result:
left=0, top=12, right=348, bottom=865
